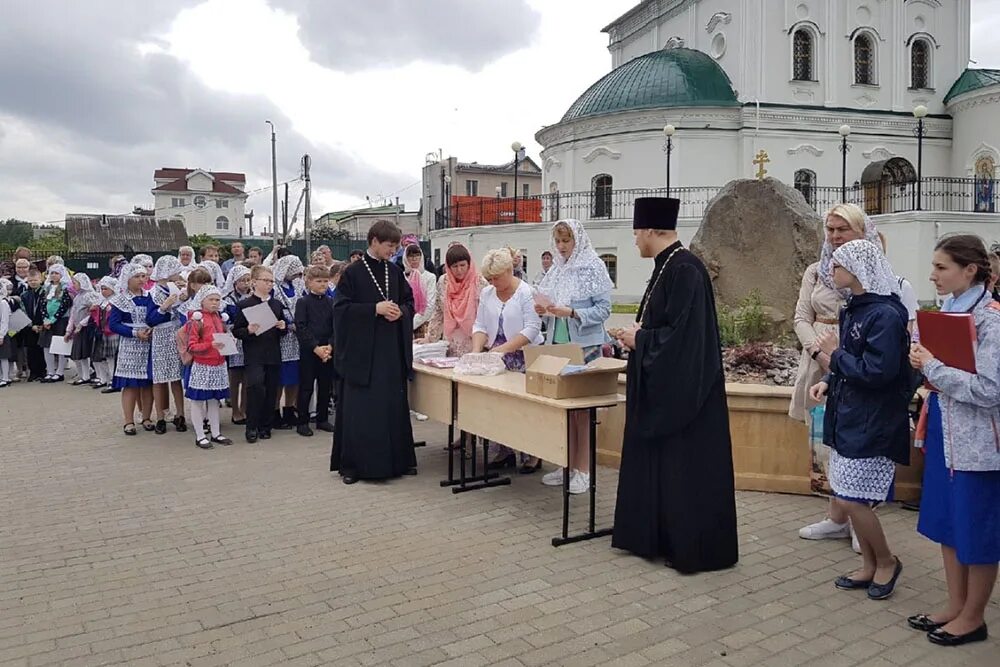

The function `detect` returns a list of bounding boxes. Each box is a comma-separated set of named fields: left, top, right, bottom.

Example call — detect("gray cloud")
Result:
left=273, top=0, right=541, bottom=72
left=0, top=0, right=419, bottom=223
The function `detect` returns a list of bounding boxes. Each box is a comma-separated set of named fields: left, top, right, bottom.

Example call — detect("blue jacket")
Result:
left=823, top=292, right=911, bottom=464
left=541, top=291, right=612, bottom=348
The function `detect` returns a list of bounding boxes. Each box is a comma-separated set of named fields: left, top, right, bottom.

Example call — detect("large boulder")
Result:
left=690, top=178, right=822, bottom=326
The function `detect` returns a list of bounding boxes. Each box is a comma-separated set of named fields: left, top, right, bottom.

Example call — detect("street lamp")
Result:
left=913, top=105, right=928, bottom=210
left=511, top=141, right=523, bottom=225
left=838, top=124, right=851, bottom=203
left=495, top=185, right=502, bottom=224
left=265, top=120, right=278, bottom=244
left=444, top=175, right=451, bottom=227
left=662, top=124, right=676, bottom=193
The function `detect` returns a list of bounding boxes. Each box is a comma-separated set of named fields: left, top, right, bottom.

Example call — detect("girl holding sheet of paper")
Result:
left=183, top=285, right=232, bottom=449
left=0, top=278, right=16, bottom=387
left=37, top=264, right=73, bottom=383
left=150, top=255, right=188, bottom=435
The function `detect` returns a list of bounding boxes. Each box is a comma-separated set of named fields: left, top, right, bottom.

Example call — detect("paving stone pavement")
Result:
left=1, top=379, right=997, bottom=667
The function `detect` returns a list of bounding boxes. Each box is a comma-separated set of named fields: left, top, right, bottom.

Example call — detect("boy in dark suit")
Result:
left=294, top=265, right=335, bottom=437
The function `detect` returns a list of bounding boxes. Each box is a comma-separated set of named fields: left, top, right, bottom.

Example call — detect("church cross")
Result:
left=752, top=150, right=770, bottom=180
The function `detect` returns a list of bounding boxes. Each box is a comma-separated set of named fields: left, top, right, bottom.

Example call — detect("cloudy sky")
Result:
left=2, top=0, right=1000, bottom=227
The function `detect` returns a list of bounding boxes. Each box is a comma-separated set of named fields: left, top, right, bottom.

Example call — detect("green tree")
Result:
left=0, top=219, right=33, bottom=246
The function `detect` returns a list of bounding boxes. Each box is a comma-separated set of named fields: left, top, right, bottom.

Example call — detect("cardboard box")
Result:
left=524, top=344, right=626, bottom=400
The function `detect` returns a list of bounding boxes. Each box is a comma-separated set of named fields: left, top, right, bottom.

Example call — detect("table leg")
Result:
left=452, top=436, right=511, bottom=494
left=440, top=423, right=456, bottom=487
left=551, top=407, right=614, bottom=547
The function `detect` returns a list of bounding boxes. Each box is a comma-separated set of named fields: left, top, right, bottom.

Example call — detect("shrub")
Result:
left=717, top=290, right=769, bottom=347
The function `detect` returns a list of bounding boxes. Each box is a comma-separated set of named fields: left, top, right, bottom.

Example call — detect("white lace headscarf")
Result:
left=72, top=272, right=101, bottom=308
left=198, top=260, right=225, bottom=288
left=0, top=277, right=12, bottom=298
left=111, top=262, right=148, bottom=313
left=222, top=264, right=251, bottom=300
left=272, top=255, right=305, bottom=313
left=189, top=285, right=223, bottom=315
left=536, top=219, right=614, bottom=306
left=131, top=254, right=154, bottom=270
left=97, top=276, right=117, bottom=306
left=831, top=240, right=902, bottom=297
left=152, top=255, right=183, bottom=281
left=45, top=263, right=72, bottom=299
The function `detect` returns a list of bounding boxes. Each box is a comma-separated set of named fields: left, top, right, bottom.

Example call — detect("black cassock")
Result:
left=612, top=242, right=739, bottom=573
left=330, top=254, right=417, bottom=480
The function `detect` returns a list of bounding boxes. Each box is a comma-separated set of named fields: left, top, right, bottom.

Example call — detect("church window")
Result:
left=854, top=34, right=875, bottom=85
left=794, top=169, right=817, bottom=207
left=215, top=216, right=230, bottom=231
left=911, top=39, right=930, bottom=89
left=599, top=253, right=618, bottom=287
left=792, top=29, right=814, bottom=81
left=592, top=174, right=613, bottom=218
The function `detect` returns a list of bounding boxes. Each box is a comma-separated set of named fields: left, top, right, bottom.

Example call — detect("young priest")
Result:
left=330, top=220, right=417, bottom=484
left=231, top=265, right=287, bottom=443
left=294, top=265, right=335, bottom=437
left=612, top=197, right=739, bottom=574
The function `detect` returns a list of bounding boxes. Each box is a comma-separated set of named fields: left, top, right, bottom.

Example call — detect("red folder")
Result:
left=916, top=311, right=977, bottom=373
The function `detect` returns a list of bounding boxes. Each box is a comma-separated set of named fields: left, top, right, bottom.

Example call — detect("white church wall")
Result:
left=948, top=89, right=1000, bottom=179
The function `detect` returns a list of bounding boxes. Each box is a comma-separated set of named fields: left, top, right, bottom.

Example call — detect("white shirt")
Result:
left=898, top=276, right=918, bottom=322
left=473, top=279, right=543, bottom=348
left=410, top=268, right=438, bottom=330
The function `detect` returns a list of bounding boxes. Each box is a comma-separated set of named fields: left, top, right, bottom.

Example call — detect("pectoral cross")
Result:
left=752, top=150, right=770, bottom=180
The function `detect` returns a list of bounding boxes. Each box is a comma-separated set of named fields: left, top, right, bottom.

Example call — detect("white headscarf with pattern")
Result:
left=536, top=219, right=614, bottom=306
left=831, top=240, right=902, bottom=297
left=198, top=260, right=225, bottom=288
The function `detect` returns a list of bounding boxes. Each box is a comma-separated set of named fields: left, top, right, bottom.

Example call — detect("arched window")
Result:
left=592, top=174, right=612, bottom=218
left=792, top=29, right=814, bottom=81
left=854, top=34, right=875, bottom=85
left=599, top=253, right=618, bottom=287
left=215, top=215, right=230, bottom=231
left=794, top=169, right=817, bottom=206
left=911, top=39, right=930, bottom=89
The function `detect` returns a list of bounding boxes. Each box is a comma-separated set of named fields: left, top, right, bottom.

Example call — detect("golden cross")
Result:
left=752, top=149, right=770, bottom=180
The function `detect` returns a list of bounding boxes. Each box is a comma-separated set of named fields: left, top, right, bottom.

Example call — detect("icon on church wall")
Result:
left=974, top=156, right=995, bottom=213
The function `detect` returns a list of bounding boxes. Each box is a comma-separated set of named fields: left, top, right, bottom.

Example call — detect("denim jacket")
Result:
left=924, top=296, right=1000, bottom=472
left=542, top=291, right=611, bottom=348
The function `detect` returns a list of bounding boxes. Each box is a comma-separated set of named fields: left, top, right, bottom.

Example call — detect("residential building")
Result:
left=314, top=203, right=419, bottom=240
left=151, top=168, right=248, bottom=237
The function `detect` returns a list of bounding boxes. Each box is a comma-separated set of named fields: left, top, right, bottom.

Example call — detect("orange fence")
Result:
left=444, top=195, right=543, bottom=227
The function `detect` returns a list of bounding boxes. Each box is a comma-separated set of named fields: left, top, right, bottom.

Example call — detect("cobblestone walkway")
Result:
left=1, top=381, right=997, bottom=666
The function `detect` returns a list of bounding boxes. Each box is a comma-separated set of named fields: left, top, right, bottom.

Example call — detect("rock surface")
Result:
left=691, top=178, right=822, bottom=325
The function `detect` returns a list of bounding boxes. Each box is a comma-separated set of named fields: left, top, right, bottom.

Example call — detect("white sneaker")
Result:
left=798, top=518, right=851, bottom=540
left=542, top=467, right=565, bottom=486
left=409, top=410, right=428, bottom=422
left=568, top=470, right=590, bottom=495
left=851, top=524, right=861, bottom=554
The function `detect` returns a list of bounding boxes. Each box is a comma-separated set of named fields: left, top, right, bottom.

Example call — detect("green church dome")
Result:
left=562, top=48, right=739, bottom=122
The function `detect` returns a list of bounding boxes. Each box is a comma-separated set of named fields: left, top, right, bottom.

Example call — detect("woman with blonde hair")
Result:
left=472, top=247, right=543, bottom=469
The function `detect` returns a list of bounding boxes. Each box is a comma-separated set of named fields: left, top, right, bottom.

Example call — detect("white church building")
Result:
left=429, top=0, right=1000, bottom=302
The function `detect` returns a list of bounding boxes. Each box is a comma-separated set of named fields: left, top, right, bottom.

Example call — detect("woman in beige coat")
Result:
left=791, top=203, right=879, bottom=543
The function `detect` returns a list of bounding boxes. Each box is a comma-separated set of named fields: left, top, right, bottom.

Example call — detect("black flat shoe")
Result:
left=487, top=453, right=516, bottom=470
left=259, top=429, right=272, bottom=440
left=315, top=421, right=334, bottom=432
left=195, top=437, right=213, bottom=450
left=342, top=475, right=357, bottom=485
left=123, top=423, right=136, bottom=436
left=907, top=614, right=946, bottom=632
left=245, top=428, right=258, bottom=444
left=173, top=416, right=187, bottom=433
left=928, top=624, right=988, bottom=647
left=297, top=425, right=314, bottom=437
left=210, top=436, right=232, bottom=446
left=154, top=419, right=167, bottom=435
left=101, top=387, right=120, bottom=394
left=71, top=378, right=89, bottom=386
left=404, top=467, right=417, bottom=476
left=231, top=418, right=247, bottom=426
left=834, top=575, right=873, bottom=590
left=519, top=458, right=542, bottom=474
left=867, top=557, right=903, bottom=600
left=90, top=382, right=107, bottom=389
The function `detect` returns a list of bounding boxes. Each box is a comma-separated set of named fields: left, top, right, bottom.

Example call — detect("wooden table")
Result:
left=411, top=364, right=623, bottom=546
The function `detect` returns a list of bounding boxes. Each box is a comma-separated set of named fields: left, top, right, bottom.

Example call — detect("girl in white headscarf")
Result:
left=90, top=276, right=119, bottom=389
left=198, top=260, right=226, bottom=289
left=808, top=239, right=910, bottom=601
left=272, top=254, right=304, bottom=428
left=533, top=219, right=613, bottom=488
left=66, top=273, right=99, bottom=385
left=0, top=278, right=15, bottom=387
left=222, top=264, right=252, bottom=424
left=38, top=264, right=74, bottom=382
left=109, top=262, right=173, bottom=435
left=131, top=254, right=156, bottom=291
left=183, top=285, right=232, bottom=449
left=149, top=255, right=187, bottom=434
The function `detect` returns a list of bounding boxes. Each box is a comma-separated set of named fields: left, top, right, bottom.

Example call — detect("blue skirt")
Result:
left=112, top=352, right=153, bottom=389
left=917, top=394, right=1000, bottom=565
left=280, top=360, right=299, bottom=386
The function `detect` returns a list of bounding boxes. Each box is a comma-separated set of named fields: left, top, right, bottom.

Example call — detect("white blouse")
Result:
left=473, top=280, right=543, bottom=348
left=410, top=269, right=439, bottom=331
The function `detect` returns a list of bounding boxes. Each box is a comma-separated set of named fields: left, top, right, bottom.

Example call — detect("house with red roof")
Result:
left=152, top=168, right=248, bottom=237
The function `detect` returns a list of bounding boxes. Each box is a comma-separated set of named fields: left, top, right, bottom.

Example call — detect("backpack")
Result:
left=176, top=319, right=203, bottom=366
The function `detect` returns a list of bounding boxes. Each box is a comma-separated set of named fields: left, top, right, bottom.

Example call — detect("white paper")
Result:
left=48, top=334, right=74, bottom=356
left=213, top=331, right=240, bottom=356
left=167, top=281, right=181, bottom=296
left=6, top=309, right=31, bottom=336
left=241, top=301, right=279, bottom=335
left=532, top=288, right=553, bottom=308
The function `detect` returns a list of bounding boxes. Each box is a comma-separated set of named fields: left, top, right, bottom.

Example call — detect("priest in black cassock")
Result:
left=612, top=197, right=739, bottom=573
left=331, top=220, right=418, bottom=484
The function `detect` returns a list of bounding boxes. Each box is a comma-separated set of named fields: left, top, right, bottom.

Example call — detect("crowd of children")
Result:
left=0, top=247, right=343, bottom=449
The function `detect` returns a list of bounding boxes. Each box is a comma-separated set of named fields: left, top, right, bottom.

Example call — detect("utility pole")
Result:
left=283, top=182, right=289, bottom=241
left=266, top=120, right=278, bottom=247
left=303, top=154, right=312, bottom=257
left=245, top=209, right=254, bottom=236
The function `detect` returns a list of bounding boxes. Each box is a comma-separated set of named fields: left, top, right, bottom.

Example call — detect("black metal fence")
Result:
left=433, top=177, right=1000, bottom=230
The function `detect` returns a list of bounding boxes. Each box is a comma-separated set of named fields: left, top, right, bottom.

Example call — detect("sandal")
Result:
left=123, top=423, right=137, bottom=436
left=195, top=437, right=213, bottom=450
left=173, top=415, right=187, bottom=432
left=141, top=420, right=156, bottom=432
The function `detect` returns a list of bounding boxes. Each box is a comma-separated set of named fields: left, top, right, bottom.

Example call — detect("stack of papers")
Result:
left=413, top=340, right=450, bottom=360
left=418, top=357, right=461, bottom=369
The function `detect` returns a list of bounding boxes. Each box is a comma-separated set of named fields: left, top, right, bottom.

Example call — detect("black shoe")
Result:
left=342, top=475, right=357, bottom=485
left=195, top=437, right=213, bottom=450
left=245, top=428, right=258, bottom=443
left=211, top=435, right=233, bottom=446
left=154, top=419, right=167, bottom=435
left=834, top=575, right=873, bottom=590
left=259, top=429, right=272, bottom=440
left=519, top=458, right=543, bottom=474
left=282, top=406, right=299, bottom=428
left=867, top=557, right=903, bottom=600
left=404, top=467, right=418, bottom=476
left=173, top=415, right=187, bottom=432
left=51, top=375, right=64, bottom=383
left=101, top=386, right=120, bottom=394
left=71, top=378, right=90, bottom=386
left=272, top=410, right=292, bottom=430
left=232, top=418, right=247, bottom=426
left=315, top=421, right=334, bottom=432
left=907, top=614, right=946, bottom=632
left=928, top=624, right=988, bottom=647
left=90, top=382, right=107, bottom=389
left=487, top=453, right=517, bottom=470
left=297, top=425, right=314, bottom=437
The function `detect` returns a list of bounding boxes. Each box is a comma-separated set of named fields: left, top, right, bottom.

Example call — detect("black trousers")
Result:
left=244, top=363, right=280, bottom=431
left=297, top=354, right=334, bottom=424
left=17, top=330, right=45, bottom=378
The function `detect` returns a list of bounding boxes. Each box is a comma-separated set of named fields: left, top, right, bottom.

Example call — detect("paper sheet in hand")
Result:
left=213, top=331, right=240, bottom=356
left=532, top=289, right=553, bottom=308
left=6, top=309, right=32, bottom=336
left=48, top=334, right=73, bottom=356
left=242, top=301, right=279, bottom=335
left=167, top=281, right=181, bottom=296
